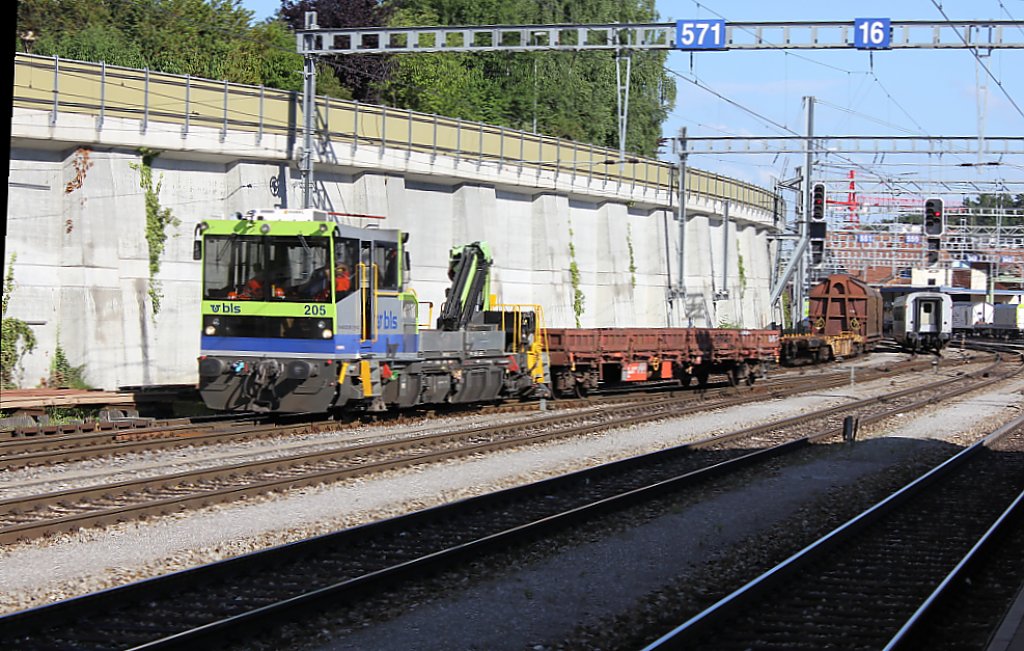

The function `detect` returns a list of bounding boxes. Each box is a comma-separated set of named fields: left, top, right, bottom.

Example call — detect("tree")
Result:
left=961, top=194, right=1024, bottom=226
left=16, top=0, right=304, bottom=91
left=278, top=0, right=393, bottom=102
left=378, top=0, right=675, bottom=156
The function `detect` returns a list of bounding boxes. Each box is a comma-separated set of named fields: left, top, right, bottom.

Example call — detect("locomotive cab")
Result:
left=196, top=210, right=417, bottom=412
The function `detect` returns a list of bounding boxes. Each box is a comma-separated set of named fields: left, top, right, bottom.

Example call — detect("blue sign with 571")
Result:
left=675, top=19, right=727, bottom=50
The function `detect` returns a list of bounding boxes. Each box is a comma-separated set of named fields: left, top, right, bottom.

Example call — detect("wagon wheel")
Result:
left=727, top=369, right=740, bottom=387
left=574, top=376, right=589, bottom=398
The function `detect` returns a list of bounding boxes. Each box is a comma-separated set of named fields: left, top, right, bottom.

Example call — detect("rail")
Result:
left=12, top=53, right=777, bottom=212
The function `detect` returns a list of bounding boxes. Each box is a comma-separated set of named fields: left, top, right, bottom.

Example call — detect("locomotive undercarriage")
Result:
left=199, top=348, right=540, bottom=414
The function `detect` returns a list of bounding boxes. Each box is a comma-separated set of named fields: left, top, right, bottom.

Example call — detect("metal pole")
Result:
left=722, top=201, right=730, bottom=298
left=675, top=127, right=688, bottom=326
left=794, top=95, right=815, bottom=329
left=301, top=11, right=318, bottom=209
left=615, top=51, right=632, bottom=168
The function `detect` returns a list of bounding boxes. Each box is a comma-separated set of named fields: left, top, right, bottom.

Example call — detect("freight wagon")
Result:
left=780, top=274, right=883, bottom=365
left=545, top=327, right=779, bottom=396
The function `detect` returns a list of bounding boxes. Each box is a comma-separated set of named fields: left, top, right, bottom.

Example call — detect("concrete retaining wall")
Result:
left=6, top=105, right=779, bottom=390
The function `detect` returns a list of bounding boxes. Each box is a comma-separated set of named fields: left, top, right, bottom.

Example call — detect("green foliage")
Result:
left=737, top=251, right=746, bottom=294
left=568, top=225, right=585, bottom=327
left=717, top=319, right=740, bottom=329
left=18, top=0, right=303, bottom=90
left=45, top=406, right=96, bottom=425
left=48, top=339, right=91, bottom=390
left=1, top=255, right=38, bottom=389
left=627, top=224, right=637, bottom=289
left=19, top=0, right=676, bottom=156
left=960, top=194, right=1024, bottom=226
left=130, top=149, right=180, bottom=316
left=381, top=0, right=675, bottom=156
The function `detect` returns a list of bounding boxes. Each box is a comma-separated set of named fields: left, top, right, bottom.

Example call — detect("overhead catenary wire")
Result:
left=930, top=0, right=1024, bottom=120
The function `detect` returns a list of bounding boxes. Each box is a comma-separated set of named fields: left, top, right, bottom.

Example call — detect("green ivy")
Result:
left=1, top=254, right=37, bottom=389
left=130, top=149, right=180, bottom=316
left=48, top=337, right=90, bottom=389
left=627, top=224, right=637, bottom=289
left=568, top=224, right=585, bottom=328
left=737, top=250, right=747, bottom=295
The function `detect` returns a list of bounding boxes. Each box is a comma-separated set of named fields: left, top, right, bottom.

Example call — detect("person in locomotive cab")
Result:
left=230, top=264, right=265, bottom=300
left=297, top=266, right=331, bottom=300
left=335, top=263, right=352, bottom=296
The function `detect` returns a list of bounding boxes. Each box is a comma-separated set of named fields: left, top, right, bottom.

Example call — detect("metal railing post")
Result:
left=182, top=74, right=191, bottom=138
left=50, top=55, right=59, bottom=126
left=256, top=85, right=263, bottom=145
left=97, top=60, right=105, bottom=131
left=221, top=79, right=228, bottom=142
left=141, top=67, right=149, bottom=134
left=431, top=113, right=438, bottom=162
left=352, top=100, right=359, bottom=153
left=455, top=117, right=462, bottom=164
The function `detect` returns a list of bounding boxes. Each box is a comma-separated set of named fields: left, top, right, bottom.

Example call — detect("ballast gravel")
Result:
left=0, top=352, right=1019, bottom=640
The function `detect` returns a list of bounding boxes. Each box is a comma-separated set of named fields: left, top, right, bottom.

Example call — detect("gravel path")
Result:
left=0, top=352, right=1004, bottom=617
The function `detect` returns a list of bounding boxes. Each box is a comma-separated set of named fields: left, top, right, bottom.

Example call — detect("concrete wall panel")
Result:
left=6, top=109, right=780, bottom=390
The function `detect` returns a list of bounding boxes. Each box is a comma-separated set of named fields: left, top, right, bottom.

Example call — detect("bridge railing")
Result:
left=13, top=53, right=776, bottom=212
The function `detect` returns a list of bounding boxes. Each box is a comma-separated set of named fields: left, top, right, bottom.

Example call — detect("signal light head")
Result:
left=923, top=198, right=945, bottom=236
left=811, top=183, right=827, bottom=221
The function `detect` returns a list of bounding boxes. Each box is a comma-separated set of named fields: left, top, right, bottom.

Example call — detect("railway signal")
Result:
left=809, top=183, right=827, bottom=264
left=924, top=198, right=944, bottom=236
left=924, top=197, right=944, bottom=265
left=811, top=183, right=827, bottom=221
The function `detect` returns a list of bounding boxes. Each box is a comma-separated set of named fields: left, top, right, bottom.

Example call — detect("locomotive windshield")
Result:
left=203, top=235, right=331, bottom=302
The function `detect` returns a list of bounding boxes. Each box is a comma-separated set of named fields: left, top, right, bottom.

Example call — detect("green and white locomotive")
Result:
left=194, top=209, right=547, bottom=413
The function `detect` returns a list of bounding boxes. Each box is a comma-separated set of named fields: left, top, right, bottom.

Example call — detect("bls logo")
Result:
left=377, top=310, right=399, bottom=330
left=211, top=303, right=241, bottom=314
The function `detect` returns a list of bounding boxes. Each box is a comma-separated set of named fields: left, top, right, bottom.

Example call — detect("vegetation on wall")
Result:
left=63, top=147, right=94, bottom=234
left=737, top=250, right=747, bottom=296
left=46, top=333, right=91, bottom=389
left=1, top=255, right=38, bottom=389
left=627, top=224, right=637, bottom=289
left=130, top=149, right=180, bottom=316
left=568, top=223, right=585, bottom=327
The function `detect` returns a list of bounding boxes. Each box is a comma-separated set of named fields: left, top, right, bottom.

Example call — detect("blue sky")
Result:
left=240, top=0, right=1023, bottom=199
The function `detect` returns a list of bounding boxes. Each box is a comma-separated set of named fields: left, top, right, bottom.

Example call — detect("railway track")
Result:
left=644, top=412, right=1024, bottom=651
left=0, top=354, right=957, bottom=471
left=0, top=358, right=1017, bottom=649
left=0, top=357, right=987, bottom=545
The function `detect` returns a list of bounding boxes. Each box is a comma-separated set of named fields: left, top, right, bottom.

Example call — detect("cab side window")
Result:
left=374, top=242, right=399, bottom=291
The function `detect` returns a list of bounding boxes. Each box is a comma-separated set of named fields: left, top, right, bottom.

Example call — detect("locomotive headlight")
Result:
left=317, top=320, right=326, bottom=328
left=204, top=325, right=217, bottom=336
left=321, top=328, right=333, bottom=339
